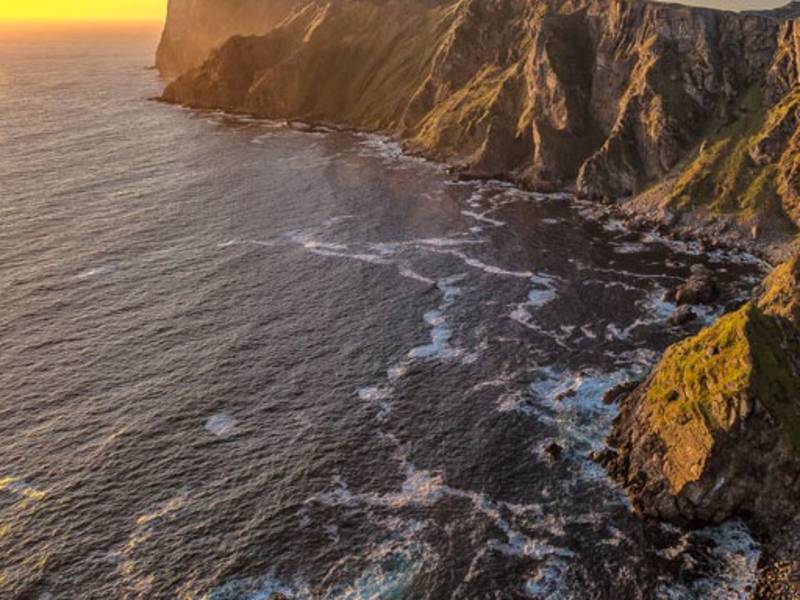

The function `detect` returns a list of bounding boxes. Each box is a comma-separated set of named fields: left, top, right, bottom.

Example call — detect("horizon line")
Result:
left=0, top=18, right=165, bottom=24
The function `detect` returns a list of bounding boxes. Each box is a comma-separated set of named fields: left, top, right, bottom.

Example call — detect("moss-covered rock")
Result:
left=604, top=257, right=800, bottom=526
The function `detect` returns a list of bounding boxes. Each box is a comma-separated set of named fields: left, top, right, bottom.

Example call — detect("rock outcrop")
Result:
left=602, top=256, right=800, bottom=527
left=664, top=264, right=720, bottom=306
left=158, top=0, right=800, bottom=255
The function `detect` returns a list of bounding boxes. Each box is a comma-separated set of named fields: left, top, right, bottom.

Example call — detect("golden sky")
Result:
left=0, top=0, right=167, bottom=21
left=0, top=0, right=790, bottom=21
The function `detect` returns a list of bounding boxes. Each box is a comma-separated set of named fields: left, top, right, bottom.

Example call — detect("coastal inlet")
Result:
left=0, top=24, right=768, bottom=599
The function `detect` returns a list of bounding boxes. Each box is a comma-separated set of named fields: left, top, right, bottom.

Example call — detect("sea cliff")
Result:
left=158, top=0, right=800, bottom=260
left=156, top=0, right=300, bottom=75
left=603, top=257, right=800, bottom=525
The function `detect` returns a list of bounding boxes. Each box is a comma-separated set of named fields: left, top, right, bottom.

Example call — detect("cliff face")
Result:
left=156, top=0, right=301, bottom=76
left=159, top=0, right=800, bottom=251
left=603, top=257, right=800, bottom=526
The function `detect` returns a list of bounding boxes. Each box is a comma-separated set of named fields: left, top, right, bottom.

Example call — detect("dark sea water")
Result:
left=0, top=23, right=772, bottom=600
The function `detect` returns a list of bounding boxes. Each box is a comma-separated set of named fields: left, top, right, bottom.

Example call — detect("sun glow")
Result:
left=0, top=0, right=167, bottom=21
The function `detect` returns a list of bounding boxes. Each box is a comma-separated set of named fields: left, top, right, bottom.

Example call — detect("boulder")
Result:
left=667, top=305, right=697, bottom=327
left=668, top=264, right=720, bottom=306
left=544, top=442, right=564, bottom=461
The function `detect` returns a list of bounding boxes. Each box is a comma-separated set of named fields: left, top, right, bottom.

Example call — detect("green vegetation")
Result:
left=245, top=0, right=461, bottom=130
left=413, top=63, right=523, bottom=158
left=758, top=254, right=800, bottom=323
left=670, top=87, right=766, bottom=213
left=640, top=256, right=800, bottom=494
left=644, top=307, right=753, bottom=469
left=668, top=86, right=800, bottom=231
left=162, top=0, right=800, bottom=242
left=747, top=307, right=800, bottom=450
left=641, top=302, right=800, bottom=492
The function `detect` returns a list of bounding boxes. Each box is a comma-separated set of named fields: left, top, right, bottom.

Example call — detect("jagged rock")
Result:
left=665, top=264, right=720, bottom=306
left=604, top=256, right=800, bottom=527
left=544, top=442, right=564, bottom=461
left=589, top=447, right=617, bottom=465
left=602, top=380, right=641, bottom=405
left=156, top=0, right=300, bottom=76
left=667, top=305, right=697, bottom=327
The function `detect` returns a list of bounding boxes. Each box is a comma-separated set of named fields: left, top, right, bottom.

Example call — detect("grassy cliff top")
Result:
left=640, top=258, right=800, bottom=494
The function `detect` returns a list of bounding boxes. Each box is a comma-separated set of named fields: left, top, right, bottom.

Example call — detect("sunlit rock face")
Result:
left=603, top=256, right=800, bottom=527
left=158, top=0, right=800, bottom=251
left=156, top=0, right=302, bottom=76
left=159, top=0, right=782, bottom=195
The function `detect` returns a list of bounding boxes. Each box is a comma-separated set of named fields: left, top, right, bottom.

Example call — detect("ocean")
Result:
left=0, top=22, right=769, bottom=599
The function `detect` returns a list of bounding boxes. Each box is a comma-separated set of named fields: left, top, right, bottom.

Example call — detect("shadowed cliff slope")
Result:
left=160, top=0, right=800, bottom=256
left=156, top=0, right=303, bottom=75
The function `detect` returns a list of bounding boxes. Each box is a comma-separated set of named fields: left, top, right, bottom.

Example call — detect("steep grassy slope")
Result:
left=631, top=85, right=800, bottom=248
left=605, top=257, right=800, bottom=525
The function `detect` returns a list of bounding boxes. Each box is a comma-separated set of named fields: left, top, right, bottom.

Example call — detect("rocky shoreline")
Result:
left=155, top=0, right=800, bottom=595
left=157, top=0, right=800, bottom=260
left=156, top=103, right=799, bottom=597
left=595, top=256, right=800, bottom=598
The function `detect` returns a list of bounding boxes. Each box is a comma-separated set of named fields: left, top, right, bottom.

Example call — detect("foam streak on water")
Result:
left=0, top=23, right=769, bottom=600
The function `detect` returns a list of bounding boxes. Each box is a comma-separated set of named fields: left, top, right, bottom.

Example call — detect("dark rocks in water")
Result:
left=555, top=388, right=578, bottom=402
left=544, top=442, right=564, bottom=461
left=661, top=209, right=679, bottom=228
left=589, top=447, right=617, bottom=465
left=626, top=216, right=650, bottom=233
left=665, top=264, right=720, bottom=306
left=604, top=256, right=800, bottom=527
left=667, top=305, right=697, bottom=327
left=602, top=380, right=641, bottom=406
